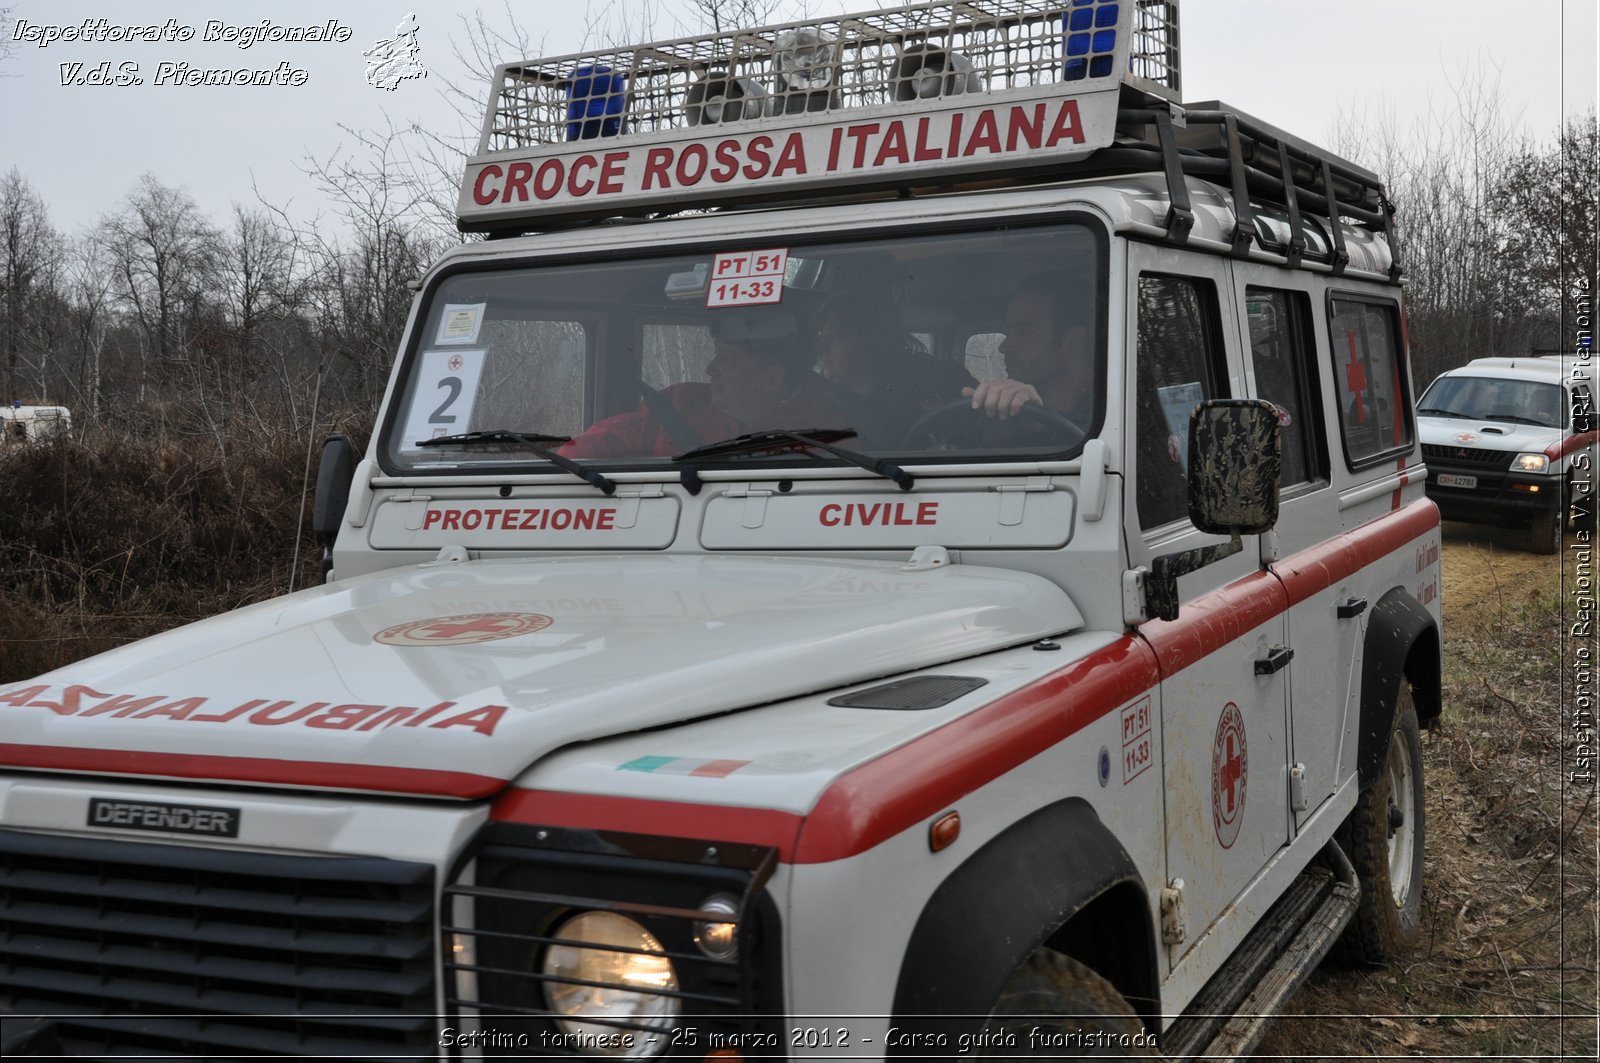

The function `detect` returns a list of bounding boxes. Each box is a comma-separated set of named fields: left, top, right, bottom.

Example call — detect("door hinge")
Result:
left=1160, top=879, right=1187, bottom=945
left=1290, top=763, right=1308, bottom=812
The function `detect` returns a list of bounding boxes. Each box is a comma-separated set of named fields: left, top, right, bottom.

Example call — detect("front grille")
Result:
left=444, top=824, right=783, bottom=1058
left=0, top=827, right=436, bottom=1060
left=1422, top=443, right=1513, bottom=467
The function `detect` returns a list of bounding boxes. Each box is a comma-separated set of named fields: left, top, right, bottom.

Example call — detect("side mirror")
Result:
left=312, top=434, right=357, bottom=546
left=1188, top=399, right=1281, bottom=534
left=1146, top=400, right=1281, bottom=622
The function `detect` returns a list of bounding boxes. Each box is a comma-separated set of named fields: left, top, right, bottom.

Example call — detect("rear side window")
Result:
left=1328, top=296, right=1412, bottom=466
left=1246, top=288, right=1327, bottom=490
left=1136, top=274, right=1227, bottom=529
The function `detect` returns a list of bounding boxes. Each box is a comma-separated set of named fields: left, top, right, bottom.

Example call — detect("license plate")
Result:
left=1436, top=473, right=1478, bottom=489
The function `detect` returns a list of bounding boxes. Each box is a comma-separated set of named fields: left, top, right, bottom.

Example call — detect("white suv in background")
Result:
left=1418, top=356, right=1595, bottom=553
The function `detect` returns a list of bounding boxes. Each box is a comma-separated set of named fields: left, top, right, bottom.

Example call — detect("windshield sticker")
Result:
left=706, top=248, right=787, bottom=308
left=436, top=302, right=486, bottom=345
left=374, top=612, right=553, bottom=646
left=619, top=755, right=750, bottom=778
left=401, top=348, right=486, bottom=450
left=1157, top=381, right=1204, bottom=468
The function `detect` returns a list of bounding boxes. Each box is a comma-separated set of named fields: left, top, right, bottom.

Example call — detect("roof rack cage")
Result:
left=1107, top=97, right=1403, bottom=278
left=475, top=1, right=1181, bottom=155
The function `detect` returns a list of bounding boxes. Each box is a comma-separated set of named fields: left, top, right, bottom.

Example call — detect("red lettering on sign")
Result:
left=743, top=136, right=773, bottom=179
left=642, top=147, right=673, bottom=189
left=568, top=154, right=598, bottom=197
left=472, top=164, right=503, bottom=205
left=817, top=501, right=940, bottom=527
left=826, top=127, right=843, bottom=170
left=947, top=112, right=964, bottom=157
left=677, top=142, right=709, bottom=185
left=1007, top=103, right=1045, bottom=151
left=875, top=121, right=910, bottom=166
left=913, top=117, right=942, bottom=161
left=0, top=684, right=48, bottom=707
left=711, top=139, right=740, bottom=183
left=423, top=509, right=442, bottom=530
left=441, top=510, right=461, bottom=531
left=1044, top=99, right=1085, bottom=146
left=599, top=151, right=627, bottom=194
left=502, top=161, right=533, bottom=203
left=964, top=110, right=1001, bottom=156
left=462, top=509, right=482, bottom=531
left=534, top=159, right=565, bottom=200
left=402, top=701, right=458, bottom=728
left=845, top=124, right=878, bottom=168
left=773, top=133, right=807, bottom=177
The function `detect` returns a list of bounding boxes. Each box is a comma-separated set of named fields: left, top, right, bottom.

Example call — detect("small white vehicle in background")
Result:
left=1417, top=356, right=1596, bottom=553
left=0, top=403, right=71, bottom=444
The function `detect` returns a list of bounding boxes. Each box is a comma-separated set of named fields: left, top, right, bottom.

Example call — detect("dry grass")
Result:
left=1258, top=525, right=1599, bottom=1061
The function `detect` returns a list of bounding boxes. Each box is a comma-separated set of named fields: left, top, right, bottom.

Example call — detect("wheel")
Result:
left=1335, top=686, right=1424, bottom=965
left=900, top=398, right=1086, bottom=451
left=1528, top=499, right=1562, bottom=555
left=976, top=948, right=1157, bottom=1057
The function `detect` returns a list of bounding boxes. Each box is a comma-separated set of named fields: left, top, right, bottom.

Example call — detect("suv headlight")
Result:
left=1513, top=452, right=1550, bottom=473
left=543, top=911, right=679, bottom=1054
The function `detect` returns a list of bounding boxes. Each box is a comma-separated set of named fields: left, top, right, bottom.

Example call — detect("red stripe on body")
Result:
left=1546, top=431, right=1598, bottom=461
left=1137, top=570, right=1285, bottom=679
left=0, top=744, right=503, bottom=798
left=1272, top=498, right=1439, bottom=606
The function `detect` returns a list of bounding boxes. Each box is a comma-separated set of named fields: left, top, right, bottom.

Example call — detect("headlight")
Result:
left=1513, top=452, right=1550, bottom=473
left=542, top=912, right=679, bottom=1056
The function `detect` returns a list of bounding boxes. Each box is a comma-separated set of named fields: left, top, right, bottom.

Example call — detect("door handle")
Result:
left=1254, top=645, right=1295, bottom=676
left=1337, top=596, right=1369, bottom=619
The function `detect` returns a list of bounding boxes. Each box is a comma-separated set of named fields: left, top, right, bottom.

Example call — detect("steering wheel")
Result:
left=899, top=398, right=1087, bottom=451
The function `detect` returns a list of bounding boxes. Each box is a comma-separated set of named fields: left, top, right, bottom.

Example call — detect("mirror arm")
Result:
left=1146, top=531, right=1244, bottom=622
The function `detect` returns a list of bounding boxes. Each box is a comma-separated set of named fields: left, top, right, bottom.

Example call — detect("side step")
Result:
left=1161, top=842, right=1362, bottom=1062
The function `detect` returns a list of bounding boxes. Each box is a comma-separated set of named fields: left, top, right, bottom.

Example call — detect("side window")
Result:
left=1137, top=274, right=1227, bottom=530
left=1246, top=288, right=1327, bottom=490
left=1328, top=296, right=1413, bottom=465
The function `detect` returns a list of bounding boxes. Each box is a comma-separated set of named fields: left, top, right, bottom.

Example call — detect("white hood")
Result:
left=1, top=554, right=1082, bottom=797
left=1417, top=415, right=1559, bottom=455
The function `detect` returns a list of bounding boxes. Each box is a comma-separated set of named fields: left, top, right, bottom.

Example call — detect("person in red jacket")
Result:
left=562, top=308, right=849, bottom=459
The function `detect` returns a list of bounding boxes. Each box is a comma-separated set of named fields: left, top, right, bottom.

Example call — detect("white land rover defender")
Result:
left=0, top=3, right=1443, bottom=1059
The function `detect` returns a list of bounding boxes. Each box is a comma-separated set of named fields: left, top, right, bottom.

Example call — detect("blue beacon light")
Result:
left=564, top=64, right=626, bottom=140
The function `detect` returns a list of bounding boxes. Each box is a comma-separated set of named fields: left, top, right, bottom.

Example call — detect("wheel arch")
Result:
left=887, top=796, right=1158, bottom=1051
left=1357, top=586, right=1441, bottom=788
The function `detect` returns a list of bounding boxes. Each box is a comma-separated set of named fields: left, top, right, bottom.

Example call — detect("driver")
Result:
left=562, top=309, right=845, bottom=459
left=965, top=271, right=1093, bottom=427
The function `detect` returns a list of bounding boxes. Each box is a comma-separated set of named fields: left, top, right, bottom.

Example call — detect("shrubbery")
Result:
left=0, top=422, right=363, bottom=683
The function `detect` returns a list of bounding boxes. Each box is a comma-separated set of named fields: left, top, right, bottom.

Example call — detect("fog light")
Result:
left=693, top=894, right=740, bottom=961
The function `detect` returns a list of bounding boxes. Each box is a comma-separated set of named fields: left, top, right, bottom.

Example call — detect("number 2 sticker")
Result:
left=400, top=349, right=486, bottom=450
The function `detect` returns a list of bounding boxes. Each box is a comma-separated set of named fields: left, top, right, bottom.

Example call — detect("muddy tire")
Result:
left=977, top=948, right=1157, bottom=1057
left=1529, top=500, right=1562, bottom=555
left=1335, top=687, right=1424, bottom=964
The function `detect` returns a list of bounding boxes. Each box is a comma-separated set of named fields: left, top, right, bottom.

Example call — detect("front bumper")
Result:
left=1422, top=454, right=1562, bottom=527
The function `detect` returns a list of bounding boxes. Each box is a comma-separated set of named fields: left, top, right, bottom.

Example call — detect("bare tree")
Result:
left=0, top=168, right=60, bottom=401
left=101, top=175, right=221, bottom=402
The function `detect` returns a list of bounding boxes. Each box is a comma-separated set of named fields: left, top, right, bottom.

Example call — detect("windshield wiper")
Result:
left=1416, top=406, right=1464, bottom=418
left=417, top=429, right=616, bottom=495
left=1482, top=414, right=1548, bottom=427
left=673, top=428, right=914, bottom=492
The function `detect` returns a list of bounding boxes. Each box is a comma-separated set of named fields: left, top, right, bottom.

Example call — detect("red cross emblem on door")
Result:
left=1211, top=702, right=1248, bottom=848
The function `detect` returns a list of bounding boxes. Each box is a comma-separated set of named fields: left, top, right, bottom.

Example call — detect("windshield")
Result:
left=383, top=222, right=1104, bottom=472
left=1418, top=375, right=1566, bottom=428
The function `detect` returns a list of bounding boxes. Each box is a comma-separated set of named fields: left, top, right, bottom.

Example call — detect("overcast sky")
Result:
left=2, top=1, right=1595, bottom=237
